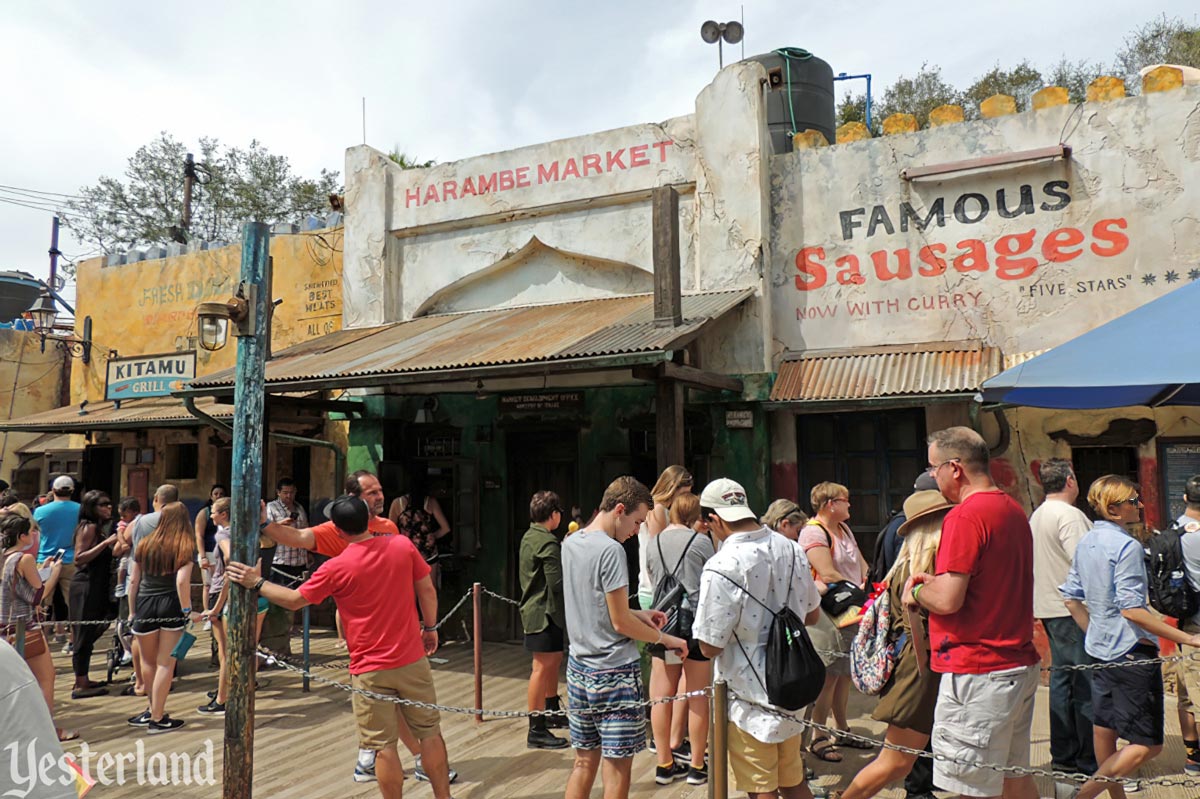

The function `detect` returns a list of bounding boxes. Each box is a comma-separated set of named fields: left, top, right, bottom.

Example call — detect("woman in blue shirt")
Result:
left=1061, top=475, right=1200, bottom=799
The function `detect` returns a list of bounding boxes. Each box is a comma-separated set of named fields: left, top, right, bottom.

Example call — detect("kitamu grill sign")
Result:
left=105, top=352, right=196, bottom=401
left=791, top=180, right=1129, bottom=291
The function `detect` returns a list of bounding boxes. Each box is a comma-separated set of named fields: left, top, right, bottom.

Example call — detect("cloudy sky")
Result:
left=2, top=1, right=1195, bottom=300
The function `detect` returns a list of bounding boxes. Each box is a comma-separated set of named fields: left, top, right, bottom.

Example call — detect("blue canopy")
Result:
left=980, top=279, right=1200, bottom=409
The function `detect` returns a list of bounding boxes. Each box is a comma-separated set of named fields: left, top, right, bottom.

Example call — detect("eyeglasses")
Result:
left=927, top=458, right=961, bottom=475
left=1118, top=496, right=1143, bottom=506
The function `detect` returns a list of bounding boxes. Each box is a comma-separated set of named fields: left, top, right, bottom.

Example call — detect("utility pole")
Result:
left=223, top=222, right=270, bottom=799
left=48, top=216, right=61, bottom=290
left=182, top=153, right=197, bottom=234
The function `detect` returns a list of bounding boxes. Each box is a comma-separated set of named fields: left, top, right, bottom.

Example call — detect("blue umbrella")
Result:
left=981, top=280, right=1200, bottom=409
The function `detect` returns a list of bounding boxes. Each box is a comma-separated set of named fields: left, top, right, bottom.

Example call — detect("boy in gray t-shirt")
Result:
left=561, top=477, right=687, bottom=799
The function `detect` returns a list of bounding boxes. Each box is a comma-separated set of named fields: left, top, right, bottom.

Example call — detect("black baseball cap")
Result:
left=328, top=494, right=369, bottom=535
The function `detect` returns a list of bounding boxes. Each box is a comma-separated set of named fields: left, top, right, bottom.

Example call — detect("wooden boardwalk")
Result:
left=44, top=628, right=1194, bottom=798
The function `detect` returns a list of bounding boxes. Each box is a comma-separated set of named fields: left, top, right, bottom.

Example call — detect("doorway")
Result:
left=505, top=429, right=579, bottom=625
left=82, top=445, right=121, bottom=500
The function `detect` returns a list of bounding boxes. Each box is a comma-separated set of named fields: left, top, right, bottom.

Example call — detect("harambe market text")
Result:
left=404, top=140, right=675, bottom=208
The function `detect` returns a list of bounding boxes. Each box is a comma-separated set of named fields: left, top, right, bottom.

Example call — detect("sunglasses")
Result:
left=1117, top=496, right=1142, bottom=506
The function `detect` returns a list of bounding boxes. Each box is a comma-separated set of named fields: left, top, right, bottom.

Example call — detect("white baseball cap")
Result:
left=52, top=475, right=75, bottom=491
left=700, top=478, right=758, bottom=522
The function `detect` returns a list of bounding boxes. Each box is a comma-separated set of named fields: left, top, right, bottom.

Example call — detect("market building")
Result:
left=5, top=56, right=1199, bottom=635
left=0, top=225, right=347, bottom=516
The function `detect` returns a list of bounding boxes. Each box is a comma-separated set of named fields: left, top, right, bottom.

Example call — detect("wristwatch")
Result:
left=252, top=577, right=266, bottom=591
left=421, top=624, right=437, bottom=632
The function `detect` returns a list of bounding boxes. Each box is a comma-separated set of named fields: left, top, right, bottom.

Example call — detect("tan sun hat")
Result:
left=897, top=490, right=954, bottom=536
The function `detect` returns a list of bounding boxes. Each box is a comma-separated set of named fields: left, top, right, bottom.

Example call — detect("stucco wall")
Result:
left=343, top=61, right=775, bottom=373
left=0, top=328, right=66, bottom=483
left=71, top=230, right=344, bottom=404
left=770, top=85, right=1200, bottom=359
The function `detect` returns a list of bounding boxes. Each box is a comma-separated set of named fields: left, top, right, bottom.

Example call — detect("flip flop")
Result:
left=808, top=735, right=843, bottom=763
left=120, top=684, right=146, bottom=697
left=56, top=728, right=79, bottom=742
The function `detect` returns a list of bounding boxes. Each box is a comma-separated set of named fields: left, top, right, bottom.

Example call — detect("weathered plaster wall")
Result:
left=770, top=85, right=1200, bottom=359
left=342, top=61, right=774, bottom=373
left=0, top=328, right=66, bottom=483
left=70, top=230, right=344, bottom=404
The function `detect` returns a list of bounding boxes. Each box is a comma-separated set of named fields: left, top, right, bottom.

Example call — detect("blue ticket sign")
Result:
left=105, top=351, right=197, bottom=400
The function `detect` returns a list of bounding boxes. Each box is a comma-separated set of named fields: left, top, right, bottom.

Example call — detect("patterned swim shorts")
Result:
left=566, top=657, right=645, bottom=759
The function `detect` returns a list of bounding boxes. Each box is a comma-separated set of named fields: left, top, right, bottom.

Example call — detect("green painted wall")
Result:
left=345, top=378, right=772, bottom=639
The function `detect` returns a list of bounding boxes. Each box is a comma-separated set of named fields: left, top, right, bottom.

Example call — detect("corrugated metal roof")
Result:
left=0, top=397, right=234, bottom=433
left=189, top=289, right=753, bottom=390
left=770, top=341, right=1003, bottom=402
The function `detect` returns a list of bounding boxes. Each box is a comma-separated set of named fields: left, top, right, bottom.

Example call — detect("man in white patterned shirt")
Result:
left=267, top=477, right=310, bottom=585
left=693, top=478, right=822, bottom=799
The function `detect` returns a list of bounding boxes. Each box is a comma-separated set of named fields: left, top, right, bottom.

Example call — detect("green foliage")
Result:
left=1115, top=13, right=1200, bottom=80
left=388, top=149, right=436, bottom=170
left=1045, top=57, right=1110, bottom=103
left=836, top=92, right=874, bottom=134
left=60, top=132, right=341, bottom=261
left=875, top=63, right=962, bottom=129
left=962, top=61, right=1044, bottom=116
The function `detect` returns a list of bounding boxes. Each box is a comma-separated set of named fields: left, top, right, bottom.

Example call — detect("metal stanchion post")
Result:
left=15, top=618, right=26, bottom=658
left=710, top=680, right=728, bottom=799
left=302, top=605, right=311, bottom=693
left=473, top=582, right=483, bottom=724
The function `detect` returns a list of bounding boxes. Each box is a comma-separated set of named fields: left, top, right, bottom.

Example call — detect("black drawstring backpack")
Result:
left=709, top=542, right=826, bottom=711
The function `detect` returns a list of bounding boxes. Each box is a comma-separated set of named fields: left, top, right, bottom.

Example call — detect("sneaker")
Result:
left=62, top=643, right=73, bottom=656
left=127, top=710, right=151, bottom=727
left=120, top=651, right=133, bottom=666
left=353, top=750, right=377, bottom=783
left=655, top=762, right=688, bottom=785
left=197, top=699, right=226, bottom=715
left=1186, top=759, right=1200, bottom=776
left=203, top=620, right=212, bottom=631
left=672, top=741, right=691, bottom=766
left=148, top=715, right=185, bottom=734
left=686, top=765, right=708, bottom=786
left=413, top=755, right=458, bottom=784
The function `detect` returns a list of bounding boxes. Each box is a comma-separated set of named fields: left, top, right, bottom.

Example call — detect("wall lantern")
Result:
left=196, top=282, right=258, bottom=352
left=24, top=289, right=112, bottom=364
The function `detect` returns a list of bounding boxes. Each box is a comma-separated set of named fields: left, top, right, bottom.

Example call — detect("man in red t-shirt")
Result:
left=903, top=427, right=1040, bottom=799
left=228, top=495, right=454, bottom=799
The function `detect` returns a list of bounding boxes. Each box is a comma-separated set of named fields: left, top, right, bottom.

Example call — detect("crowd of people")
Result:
left=7, top=423, right=1200, bottom=799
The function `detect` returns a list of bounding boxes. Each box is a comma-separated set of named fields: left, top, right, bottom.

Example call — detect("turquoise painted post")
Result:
left=223, top=222, right=270, bottom=798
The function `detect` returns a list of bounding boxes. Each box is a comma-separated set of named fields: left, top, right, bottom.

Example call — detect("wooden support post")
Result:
left=652, top=186, right=682, bottom=328
left=656, top=378, right=685, bottom=474
left=473, top=582, right=483, bottom=725
left=223, top=222, right=270, bottom=799
left=710, top=680, right=728, bottom=799
left=301, top=605, right=311, bottom=694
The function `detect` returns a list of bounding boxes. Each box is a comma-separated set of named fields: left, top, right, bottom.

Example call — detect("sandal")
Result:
left=809, top=735, right=843, bottom=763
left=120, top=684, right=146, bottom=697
left=56, top=728, right=79, bottom=742
left=70, top=685, right=109, bottom=699
left=833, top=729, right=875, bottom=750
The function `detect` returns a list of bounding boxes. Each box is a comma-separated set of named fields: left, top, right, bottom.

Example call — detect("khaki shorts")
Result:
left=932, top=664, right=1039, bottom=798
left=1179, top=625, right=1200, bottom=712
left=351, top=658, right=441, bottom=751
left=727, top=723, right=804, bottom=794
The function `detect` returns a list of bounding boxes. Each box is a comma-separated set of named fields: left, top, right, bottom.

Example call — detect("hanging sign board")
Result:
left=498, top=392, right=585, bottom=412
left=105, top=351, right=197, bottom=400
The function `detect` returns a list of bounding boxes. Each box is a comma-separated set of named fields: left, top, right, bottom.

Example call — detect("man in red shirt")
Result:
left=903, top=427, right=1040, bottom=799
left=228, top=495, right=454, bottom=799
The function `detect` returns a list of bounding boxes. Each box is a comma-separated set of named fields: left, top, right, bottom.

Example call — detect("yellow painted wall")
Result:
left=0, top=328, right=67, bottom=484
left=70, top=228, right=344, bottom=404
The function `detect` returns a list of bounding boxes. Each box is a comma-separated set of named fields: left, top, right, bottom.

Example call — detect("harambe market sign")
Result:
left=106, top=352, right=196, bottom=401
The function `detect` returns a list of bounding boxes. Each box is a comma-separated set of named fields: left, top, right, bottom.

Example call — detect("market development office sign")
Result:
left=769, top=93, right=1200, bottom=355
left=106, top=352, right=196, bottom=400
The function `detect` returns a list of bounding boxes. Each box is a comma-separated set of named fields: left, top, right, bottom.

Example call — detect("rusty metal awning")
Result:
left=180, top=289, right=753, bottom=395
left=769, top=341, right=1003, bottom=405
left=0, top=397, right=234, bottom=433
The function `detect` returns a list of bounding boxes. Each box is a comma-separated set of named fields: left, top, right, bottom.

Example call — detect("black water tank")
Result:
left=748, top=48, right=835, bottom=153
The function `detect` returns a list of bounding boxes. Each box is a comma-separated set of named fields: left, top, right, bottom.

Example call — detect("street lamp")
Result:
left=196, top=282, right=258, bottom=352
left=25, top=289, right=113, bottom=364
